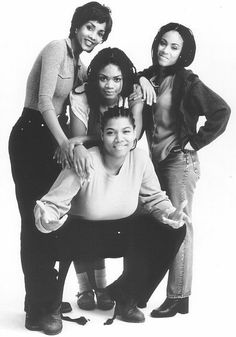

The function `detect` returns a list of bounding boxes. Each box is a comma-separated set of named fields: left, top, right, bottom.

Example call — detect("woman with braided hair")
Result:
left=68, top=46, right=143, bottom=311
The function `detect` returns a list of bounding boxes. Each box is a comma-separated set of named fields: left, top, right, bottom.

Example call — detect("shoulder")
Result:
left=131, top=148, right=150, bottom=166
left=70, top=85, right=88, bottom=106
left=41, top=39, right=67, bottom=59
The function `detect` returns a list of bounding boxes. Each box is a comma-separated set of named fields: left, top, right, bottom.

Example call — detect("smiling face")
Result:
left=157, top=30, right=183, bottom=67
left=98, top=64, right=123, bottom=104
left=102, top=117, right=136, bottom=159
left=75, top=20, right=106, bottom=52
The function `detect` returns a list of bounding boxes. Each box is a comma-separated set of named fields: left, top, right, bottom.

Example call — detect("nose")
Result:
left=115, top=132, right=123, bottom=142
left=88, top=30, right=96, bottom=41
left=105, top=79, right=114, bottom=88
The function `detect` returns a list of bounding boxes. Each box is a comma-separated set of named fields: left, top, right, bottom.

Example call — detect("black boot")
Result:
left=151, top=297, right=189, bottom=318
left=25, top=312, right=42, bottom=331
left=116, top=299, right=145, bottom=323
left=39, top=306, right=62, bottom=335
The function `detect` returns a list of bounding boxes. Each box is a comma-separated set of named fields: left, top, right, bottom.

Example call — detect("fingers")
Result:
left=36, top=200, right=49, bottom=224
left=177, top=200, right=188, bottom=213
left=58, top=214, right=68, bottom=227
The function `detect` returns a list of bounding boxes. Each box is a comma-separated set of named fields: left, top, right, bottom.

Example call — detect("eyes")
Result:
left=159, top=39, right=181, bottom=51
left=99, top=75, right=123, bottom=83
left=105, top=129, right=132, bottom=136
left=85, top=23, right=105, bottom=39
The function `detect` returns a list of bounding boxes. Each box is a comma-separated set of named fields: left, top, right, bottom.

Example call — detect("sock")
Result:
left=95, top=268, right=107, bottom=289
left=76, top=272, right=92, bottom=293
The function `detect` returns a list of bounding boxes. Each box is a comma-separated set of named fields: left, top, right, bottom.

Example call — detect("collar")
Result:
left=65, top=38, right=82, bottom=68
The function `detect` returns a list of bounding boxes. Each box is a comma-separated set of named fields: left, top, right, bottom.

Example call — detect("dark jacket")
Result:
left=140, top=66, right=231, bottom=151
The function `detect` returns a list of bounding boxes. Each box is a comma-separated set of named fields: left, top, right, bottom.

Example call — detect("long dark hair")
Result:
left=150, top=22, right=196, bottom=85
left=69, top=2, right=112, bottom=42
left=86, top=47, right=137, bottom=110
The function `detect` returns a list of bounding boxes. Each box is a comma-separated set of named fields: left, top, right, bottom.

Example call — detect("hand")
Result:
left=36, top=200, right=68, bottom=232
left=53, top=139, right=72, bottom=169
left=184, top=142, right=195, bottom=151
left=162, top=200, right=191, bottom=228
left=129, top=84, right=143, bottom=101
left=53, top=137, right=86, bottom=169
left=73, top=145, right=94, bottom=181
left=139, top=77, right=157, bottom=106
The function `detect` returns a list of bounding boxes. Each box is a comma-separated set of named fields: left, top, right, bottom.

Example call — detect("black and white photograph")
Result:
left=0, top=0, right=235, bottom=336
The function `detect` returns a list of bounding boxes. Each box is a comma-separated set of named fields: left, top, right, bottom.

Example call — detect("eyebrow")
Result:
left=161, top=38, right=182, bottom=47
left=88, top=21, right=105, bottom=32
left=98, top=74, right=123, bottom=79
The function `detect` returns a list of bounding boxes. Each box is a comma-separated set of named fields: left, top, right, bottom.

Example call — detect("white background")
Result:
left=0, top=0, right=235, bottom=336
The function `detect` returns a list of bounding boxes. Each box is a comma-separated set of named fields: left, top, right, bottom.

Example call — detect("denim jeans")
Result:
left=153, top=149, right=200, bottom=298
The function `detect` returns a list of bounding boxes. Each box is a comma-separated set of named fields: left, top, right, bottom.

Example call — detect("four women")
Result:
left=8, top=1, right=231, bottom=333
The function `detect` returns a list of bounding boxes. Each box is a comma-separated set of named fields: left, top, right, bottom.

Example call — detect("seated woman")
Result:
left=34, top=106, right=188, bottom=325
left=67, top=47, right=144, bottom=311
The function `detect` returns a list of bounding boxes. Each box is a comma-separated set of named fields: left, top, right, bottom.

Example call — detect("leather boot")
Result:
left=25, top=312, right=41, bottom=331
left=151, top=297, right=189, bottom=318
left=115, top=298, right=145, bottom=323
left=40, top=306, right=62, bottom=335
left=95, top=289, right=114, bottom=310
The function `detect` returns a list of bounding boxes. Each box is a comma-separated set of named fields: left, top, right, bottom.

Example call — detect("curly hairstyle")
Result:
left=100, top=106, right=136, bottom=131
left=69, top=2, right=112, bottom=41
left=151, top=22, right=196, bottom=68
left=86, top=47, right=137, bottom=110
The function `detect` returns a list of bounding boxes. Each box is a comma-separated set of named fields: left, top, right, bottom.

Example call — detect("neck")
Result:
left=102, top=151, right=126, bottom=175
left=71, top=38, right=83, bottom=59
left=100, top=96, right=119, bottom=110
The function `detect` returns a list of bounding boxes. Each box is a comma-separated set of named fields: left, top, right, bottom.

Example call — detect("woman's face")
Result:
left=76, top=20, right=106, bottom=52
left=98, top=64, right=123, bottom=103
left=157, top=30, right=183, bottom=67
left=98, top=64, right=123, bottom=102
left=102, top=117, right=136, bottom=159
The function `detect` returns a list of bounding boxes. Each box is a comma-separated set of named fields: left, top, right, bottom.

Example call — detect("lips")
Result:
left=84, top=39, right=94, bottom=47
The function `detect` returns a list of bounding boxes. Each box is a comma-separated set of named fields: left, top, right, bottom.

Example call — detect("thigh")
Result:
left=156, top=151, right=200, bottom=216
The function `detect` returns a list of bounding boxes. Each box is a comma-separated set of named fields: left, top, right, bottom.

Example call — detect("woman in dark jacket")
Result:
left=137, top=22, right=231, bottom=317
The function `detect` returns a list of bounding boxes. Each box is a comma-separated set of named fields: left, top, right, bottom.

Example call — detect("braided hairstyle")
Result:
left=69, top=2, right=112, bottom=41
left=86, top=47, right=137, bottom=110
left=100, top=106, right=136, bottom=131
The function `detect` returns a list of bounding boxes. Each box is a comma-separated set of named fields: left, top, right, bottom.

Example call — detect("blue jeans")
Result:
left=153, top=149, right=200, bottom=298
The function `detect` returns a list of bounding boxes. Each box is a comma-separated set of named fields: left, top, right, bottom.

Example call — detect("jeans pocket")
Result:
left=187, top=151, right=201, bottom=179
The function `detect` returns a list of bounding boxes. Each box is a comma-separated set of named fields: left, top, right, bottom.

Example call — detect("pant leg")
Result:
left=155, top=150, right=200, bottom=298
left=8, top=109, right=67, bottom=313
left=105, top=215, right=186, bottom=303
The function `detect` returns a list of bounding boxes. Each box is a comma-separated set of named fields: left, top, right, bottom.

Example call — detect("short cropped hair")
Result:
left=69, top=2, right=112, bottom=41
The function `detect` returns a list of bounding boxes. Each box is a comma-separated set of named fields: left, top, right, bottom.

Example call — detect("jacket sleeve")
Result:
left=34, top=168, right=82, bottom=233
left=139, top=156, right=175, bottom=220
left=137, top=65, right=156, bottom=81
left=186, top=79, right=231, bottom=150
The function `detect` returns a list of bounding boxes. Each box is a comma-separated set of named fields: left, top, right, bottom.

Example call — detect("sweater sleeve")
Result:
left=34, top=168, right=82, bottom=233
left=38, top=41, right=66, bottom=114
left=187, top=79, right=231, bottom=150
left=139, top=156, right=175, bottom=220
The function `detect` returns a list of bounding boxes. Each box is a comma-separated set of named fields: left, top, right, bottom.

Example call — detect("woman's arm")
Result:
left=186, top=79, right=231, bottom=150
left=128, top=87, right=144, bottom=140
left=34, top=168, right=81, bottom=233
left=37, top=41, right=74, bottom=165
